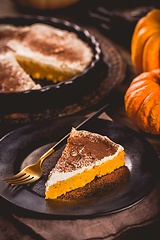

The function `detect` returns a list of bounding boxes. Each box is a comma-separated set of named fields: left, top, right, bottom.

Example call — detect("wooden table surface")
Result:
left=0, top=0, right=160, bottom=239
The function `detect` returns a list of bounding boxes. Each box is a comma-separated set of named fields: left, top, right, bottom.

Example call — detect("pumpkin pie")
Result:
left=45, top=128, right=125, bottom=199
left=0, top=23, right=93, bottom=91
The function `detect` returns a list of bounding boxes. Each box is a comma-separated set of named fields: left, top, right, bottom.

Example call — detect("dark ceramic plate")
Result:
left=0, top=117, right=159, bottom=219
left=0, top=15, right=102, bottom=114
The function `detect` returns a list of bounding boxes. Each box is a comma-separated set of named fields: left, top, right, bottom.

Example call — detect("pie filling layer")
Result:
left=45, top=128, right=125, bottom=199
left=17, top=58, right=80, bottom=83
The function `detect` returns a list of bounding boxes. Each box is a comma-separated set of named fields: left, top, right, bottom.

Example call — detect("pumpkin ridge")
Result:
left=131, top=9, right=160, bottom=73
left=125, top=86, right=151, bottom=124
left=135, top=90, right=153, bottom=128
left=132, top=26, right=160, bottom=73
left=149, top=102, right=160, bottom=134
left=143, top=33, right=160, bottom=72
left=137, top=88, right=158, bottom=111
left=124, top=68, right=160, bottom=134
left=137, top=91, right=157, bottom=133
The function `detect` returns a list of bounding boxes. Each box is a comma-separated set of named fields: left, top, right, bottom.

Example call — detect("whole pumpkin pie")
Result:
left=0, top=23, right=93, bottom=91
left=45, top=128, right=125, bottom=199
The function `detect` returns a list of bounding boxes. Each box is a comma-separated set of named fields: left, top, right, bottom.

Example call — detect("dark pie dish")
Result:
left=0, top=15, right=103, bottom=115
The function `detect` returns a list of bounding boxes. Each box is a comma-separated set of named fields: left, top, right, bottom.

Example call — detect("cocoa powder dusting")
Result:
left=18, top=24, right=89, bottom=63
left=0, top=57, right=35, bottom=92
left=52, top=128, right=119, bottom=173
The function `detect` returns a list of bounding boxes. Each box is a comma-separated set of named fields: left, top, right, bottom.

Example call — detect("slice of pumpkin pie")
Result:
left=45, top=128, right=125, bottom=199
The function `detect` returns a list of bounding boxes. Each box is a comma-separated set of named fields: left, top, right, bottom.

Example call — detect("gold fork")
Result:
left=3, top=104, right=109, bottom=186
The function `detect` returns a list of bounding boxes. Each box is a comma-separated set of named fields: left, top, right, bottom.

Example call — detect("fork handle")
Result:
left=39, top=148, right=55, bottom=165
left=39, top=103, right=109, bottom=166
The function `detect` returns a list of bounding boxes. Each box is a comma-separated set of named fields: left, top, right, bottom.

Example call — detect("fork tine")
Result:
left=5, top=174, right=30, bottom=183
left=3, top=172, right=26, bottom=181
left=7, top=176, right=35, bottom=185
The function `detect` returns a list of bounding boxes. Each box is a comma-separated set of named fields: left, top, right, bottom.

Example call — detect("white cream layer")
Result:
left=45, top=145, right=124, bottom=191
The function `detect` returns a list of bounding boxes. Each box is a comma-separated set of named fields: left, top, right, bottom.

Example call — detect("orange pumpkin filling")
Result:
left=17, top=58, right=80, bottom=84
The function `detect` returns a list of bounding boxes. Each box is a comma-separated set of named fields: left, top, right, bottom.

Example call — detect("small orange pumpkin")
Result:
left=131, top=9, right=160, bottom=74
left=124, top=69, right=160, bottom=134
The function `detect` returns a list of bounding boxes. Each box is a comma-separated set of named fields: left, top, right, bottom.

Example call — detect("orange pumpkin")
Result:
left=131, top=9, right=160, bottom=74
left=124, top=69, right=160, bottom=134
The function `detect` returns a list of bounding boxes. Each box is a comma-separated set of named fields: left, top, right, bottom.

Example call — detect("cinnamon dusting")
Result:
left=52, top=128, right=119, bottom=173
